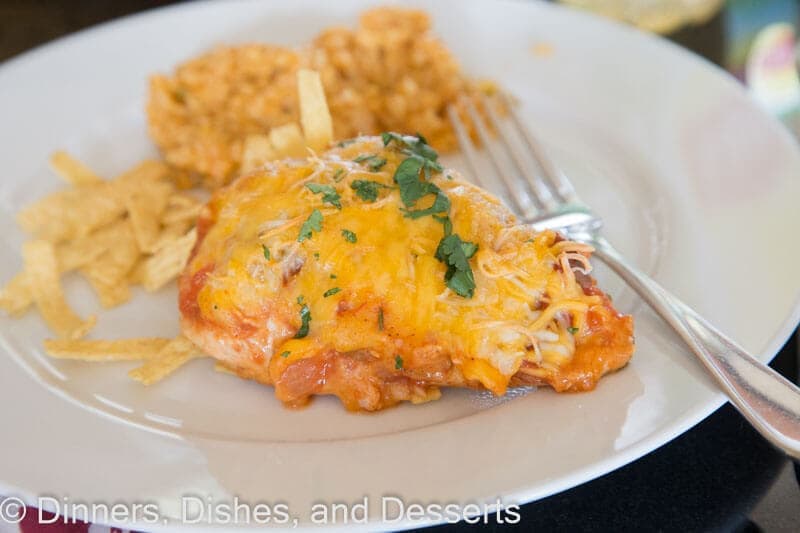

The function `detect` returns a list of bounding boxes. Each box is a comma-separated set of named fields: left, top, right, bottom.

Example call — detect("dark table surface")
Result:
left=2, top=1, right=799, bottom=532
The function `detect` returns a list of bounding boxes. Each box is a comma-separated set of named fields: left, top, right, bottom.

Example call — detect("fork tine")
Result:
left=501, top=92, right=578, bottom=203
left=462, top=98, right=538, bottom=218
left=446, top=105, right=486, bottom=188
left=479, top=93, right=557, bottom=212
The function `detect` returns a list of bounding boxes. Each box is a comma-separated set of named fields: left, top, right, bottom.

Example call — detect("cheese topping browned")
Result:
left=179, top=137, right=634, bottom=410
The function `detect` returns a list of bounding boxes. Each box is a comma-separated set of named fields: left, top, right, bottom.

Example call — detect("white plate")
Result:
left=1, top=0, right=799, bottom=530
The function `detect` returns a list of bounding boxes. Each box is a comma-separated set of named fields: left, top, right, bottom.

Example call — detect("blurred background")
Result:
left=2, top=0, right=800, bottom=123
left=0, top=1, right=798, bottom=531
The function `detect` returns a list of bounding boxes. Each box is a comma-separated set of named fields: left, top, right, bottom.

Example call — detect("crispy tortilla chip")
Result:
left=269, top=123, right=306, bottom=159
left=0, top=272, right=33, bottom=316
left=142, top=228, right=197, bottom=292
left=151, top=218, right=195, bottom=253
left=82, top=272, right=132, bottom=308
left=23, top=240, right=95, bottom=339
left=297, top=69, right=333, bottom=151
left=128, top=335, right=201, bottom=385
left=1, top=231, right=112, bottom=316
left=124, top=180, right=173, bottom=253
left=127, top=258, right=147, bottom=285
left=17, top=182, right=125, bottom=243
left=161, top=195, right=202, bottom=226
left=56, top=233, right=113, bottom=272
left=241, top=134, right=277, bottom=173
left=80, top=220, right=140, bottom=287
left=44, top=337, right=172, bottom=361
left=114, top=159, right=171, bottom=188
left=166, top=193, right=202, bottom=210
left=49, top=151, right=103, bottom=186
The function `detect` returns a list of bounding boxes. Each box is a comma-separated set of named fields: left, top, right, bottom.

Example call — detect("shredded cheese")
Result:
left=187, top=137, right=604, bottom=394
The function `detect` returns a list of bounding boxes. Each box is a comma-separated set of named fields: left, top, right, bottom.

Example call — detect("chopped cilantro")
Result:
left=381, top=132, right=396, bottom=146
left=387, top=132, right=446, bottom=213
left=435, top=234, right=478, bottom=298
left=332, top=168, right=346, bottom=182
left=394, top=157, right=436, bottom=207
left=433, top=214, right=453, bottom=236
left=381, top=132, right=442, bottom=172
left=353, top=154, right=387, bottom=172
left=341, top=229, right=357, bottom=243
left=306, top=183, right=341, bottom=209
left=378, top=307, right=384, bottom=331
left=337, top=138, right=356, bottom=147
left=353, top=153, right=375, bottom=163
left=323, top=287, right=341, bottom=298
left=297, top=295, right=305, bottom=304
left=381, top=131, right=477, bottom=297
left=314, top=252, right=320, bottom=260
left=262, top=244, right=270, bottom=260
left=568, top=327, right=579, bottom=334
left=394, top=354, right=404, bottom=370
left=280, top=350, right=291, bottom=358
left=402, top=189, right=450, bottom=219
left=330, top=274, right=337, bottom=279
left=368, top=158, right=387, bottom=171
left=350, top=179, right=392, bottom=202
left=297, top=209, right=323, bottom=242
left=444, top=265, right=476, bottom=298
left=294, top=303, right=311, bottom=339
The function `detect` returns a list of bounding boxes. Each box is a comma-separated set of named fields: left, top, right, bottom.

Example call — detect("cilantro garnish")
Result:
left=337, top=138, right=356, bottom=148
left=382, top=131, right=477, bottom=298
left=568, top=327, right=579, bottom=334
left=330, top=274, right=337, bottom=279
left=435, top=234, right=478, bottom=298
left=402, top=189, right=450, bottom=219
left=323, top=287, right=341, bottom=298
left=341, top=229, right=357, bottom=243
left=394, top=355, right=404, bottom=370
left=297, top=209, right=323, bottom=242
left=280, top=350, right=291, bottom=358
left=350, top=179, right=392, bottom=202
left=386, top=132, right=446, bottom=210
left=297, top=295, right=304, bottom=305
left=353, top=154, right=387, bottom=172
left=394, top=158, right=437, bottom=207
left=306, top=183, right=341, bottom=209
left=433, top=214, right=453, bottom=236
left=332, top=168, right=346, bottom=182
left=378, top=307, right=384, bottom=331
left=381, top=132, right=442, bottom=173
left=262, top=244, right=270, bottom=260
left=294, top=302, right=311, bottom=339
left=368, top=158, right=387, bottom=171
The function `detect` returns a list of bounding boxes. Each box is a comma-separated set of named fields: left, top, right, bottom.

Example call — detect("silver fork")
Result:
left=448, top=94, right=800, bottom=459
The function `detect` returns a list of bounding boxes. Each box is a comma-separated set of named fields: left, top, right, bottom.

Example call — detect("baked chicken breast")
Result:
left=179, top=135, right=634, bottom=411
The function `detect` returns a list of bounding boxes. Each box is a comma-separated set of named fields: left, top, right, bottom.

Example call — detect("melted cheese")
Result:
left=187, top=137, right=603, bottom=395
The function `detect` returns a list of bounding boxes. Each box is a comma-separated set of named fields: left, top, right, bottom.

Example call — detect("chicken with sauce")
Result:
left=179, top=135, right=634, bottom=411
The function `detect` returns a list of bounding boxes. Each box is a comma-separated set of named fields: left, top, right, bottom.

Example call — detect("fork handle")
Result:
left=590, top=236, right=800, bottom=459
